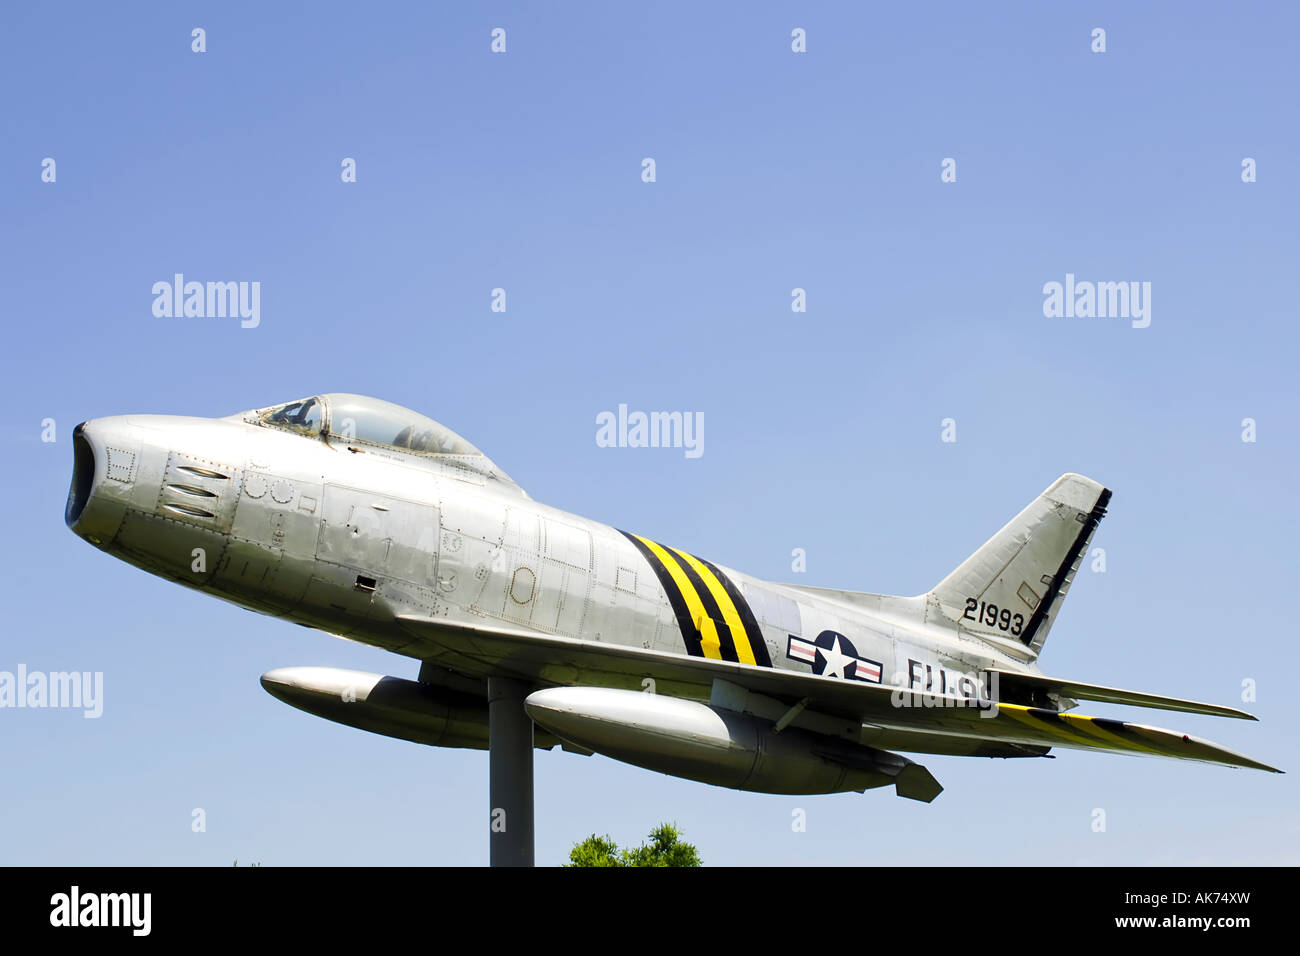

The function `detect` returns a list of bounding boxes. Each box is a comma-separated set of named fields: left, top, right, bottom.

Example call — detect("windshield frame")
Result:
left=250, top=394, right=483, bottom=459
left=255, top=396, right=324, bottom=437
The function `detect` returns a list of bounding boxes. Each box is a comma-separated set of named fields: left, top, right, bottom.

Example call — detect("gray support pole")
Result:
left=487, top=677, right=535, bottom=867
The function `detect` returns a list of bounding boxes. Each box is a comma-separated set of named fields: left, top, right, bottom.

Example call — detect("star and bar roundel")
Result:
left=786, top=630, right=882, bottom=683
left=620, top=532, right=772, bottom=667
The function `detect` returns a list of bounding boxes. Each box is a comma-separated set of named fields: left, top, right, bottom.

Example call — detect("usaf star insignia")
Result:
left=786, top=630, right=882, bottom=683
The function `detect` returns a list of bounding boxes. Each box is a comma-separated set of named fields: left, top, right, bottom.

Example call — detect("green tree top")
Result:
left=566, top=823, right=701, bottom=867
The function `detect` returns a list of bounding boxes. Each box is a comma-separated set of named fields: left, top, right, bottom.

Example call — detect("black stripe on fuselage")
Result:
left=700, top=557, right=773, bottom=667
left=669, top=552, right=741, bottom=662
left=619, top=530, right=705, bottom=658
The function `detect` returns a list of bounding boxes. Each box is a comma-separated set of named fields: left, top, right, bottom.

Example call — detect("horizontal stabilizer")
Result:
left=988, top=669, right=1257, bottom=720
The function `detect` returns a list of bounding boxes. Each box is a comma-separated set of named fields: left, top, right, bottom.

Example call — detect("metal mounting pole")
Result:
left=487, top=677, right=534, bottom=867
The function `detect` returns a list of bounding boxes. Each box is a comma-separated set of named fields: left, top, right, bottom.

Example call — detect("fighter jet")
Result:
left=65, top=393, right=1279, bottom=864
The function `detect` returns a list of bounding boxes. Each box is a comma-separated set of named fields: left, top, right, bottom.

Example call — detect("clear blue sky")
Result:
left=2, top=2, right=1296, bottom=865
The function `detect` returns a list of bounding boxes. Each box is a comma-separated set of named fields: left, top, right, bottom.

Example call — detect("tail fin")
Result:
left=929, top=473, right=1110, bottom=659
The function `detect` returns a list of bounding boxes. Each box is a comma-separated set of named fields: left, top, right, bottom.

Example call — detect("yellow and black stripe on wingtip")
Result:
left=620, top=531, right=772, bottom=668
left=994, top=704, right=1276, bottom=767
left=998, top=705, right=1165, bottom=756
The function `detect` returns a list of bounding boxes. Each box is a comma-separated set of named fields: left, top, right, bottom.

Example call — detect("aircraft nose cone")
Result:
left=65, top=417, right=135, bottom=545
left=65, top=421, right=95, bottom=528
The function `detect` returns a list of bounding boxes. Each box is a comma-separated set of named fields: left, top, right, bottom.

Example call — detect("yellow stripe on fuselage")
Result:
left=668, top=546, right=756, bottom=666
left=633, top=535, right=723, bottom=659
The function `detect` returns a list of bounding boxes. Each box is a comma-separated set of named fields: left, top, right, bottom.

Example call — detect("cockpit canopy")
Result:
left=250, top=393, right=483, bottom=458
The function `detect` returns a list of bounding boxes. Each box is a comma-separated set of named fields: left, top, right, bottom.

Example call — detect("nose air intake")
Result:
left=66, top=423, right=95, bottom=527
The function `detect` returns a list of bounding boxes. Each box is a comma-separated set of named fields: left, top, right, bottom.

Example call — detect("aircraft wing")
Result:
left=395, top=615, right=1281, bottom=774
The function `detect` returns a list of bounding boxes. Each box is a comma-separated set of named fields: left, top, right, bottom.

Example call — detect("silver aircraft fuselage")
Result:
left=65, top=397, right=1022, bottom=758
